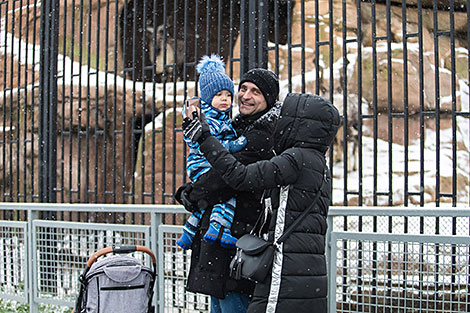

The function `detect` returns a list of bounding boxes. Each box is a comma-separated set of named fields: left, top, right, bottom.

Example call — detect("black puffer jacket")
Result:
left=199, top=93, right=340, bottom=313
left=186, top=103, right=281, bottom=299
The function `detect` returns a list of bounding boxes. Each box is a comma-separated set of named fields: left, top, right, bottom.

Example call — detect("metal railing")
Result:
left=1, top=203, right=470, bottom=312
left=327, top=207, right=470, bottom=312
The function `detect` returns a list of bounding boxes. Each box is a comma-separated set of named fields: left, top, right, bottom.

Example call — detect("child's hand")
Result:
left=227, top=136, right=247, bottom=153
left=183, top=98, right=201, bottom=119
left=182, top=112, right=211, bottom=143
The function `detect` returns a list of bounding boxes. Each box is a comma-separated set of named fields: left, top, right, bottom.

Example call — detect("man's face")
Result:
left=237, top=82, right=267, bottom=116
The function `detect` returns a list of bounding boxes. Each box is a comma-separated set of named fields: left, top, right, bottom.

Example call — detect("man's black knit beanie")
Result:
left=239, top=68, right=279, bottom=108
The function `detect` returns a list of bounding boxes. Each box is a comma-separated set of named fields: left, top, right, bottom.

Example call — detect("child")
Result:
left=177, top=54, right=247, bottom=250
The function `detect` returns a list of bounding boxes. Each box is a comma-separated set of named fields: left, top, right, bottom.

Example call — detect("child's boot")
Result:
left=204, top=222, right=237, bottom=249
left=203, top=222, right=221, bottom=245
left=177, top=232, right=193, bottom=250
left=220, top=228, right=237, bottom=249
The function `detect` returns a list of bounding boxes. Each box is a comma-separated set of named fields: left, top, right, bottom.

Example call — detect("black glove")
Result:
left=182, top=111, right=211, bottom=143
left=174, top=183, right=199, bottom=213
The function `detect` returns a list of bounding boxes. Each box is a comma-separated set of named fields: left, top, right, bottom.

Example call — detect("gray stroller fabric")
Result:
left=81, top=255, right=155, bottom=313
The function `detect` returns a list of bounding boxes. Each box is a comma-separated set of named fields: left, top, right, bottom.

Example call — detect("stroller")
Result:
left=73, top=245, right=157, bottom=313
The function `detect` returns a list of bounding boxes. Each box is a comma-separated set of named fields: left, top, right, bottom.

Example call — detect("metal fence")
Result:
left=0, top=0, right=468, bottom=208
left=0, top=203, right=203, bottom=313
left=327, top=207, right=470, bottom=312
left=1, top=204, right=470, bottom=312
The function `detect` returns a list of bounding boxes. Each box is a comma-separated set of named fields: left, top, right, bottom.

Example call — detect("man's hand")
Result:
left=175, top=183, right=199, bottom=213
left=182, top=111, right=211, bottom=143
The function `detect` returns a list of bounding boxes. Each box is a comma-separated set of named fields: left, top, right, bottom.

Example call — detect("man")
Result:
left=175, top=68, right=280, bottom=313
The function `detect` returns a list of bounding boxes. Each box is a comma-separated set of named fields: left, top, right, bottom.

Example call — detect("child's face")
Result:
left=211, top=90, right=232, bottom=111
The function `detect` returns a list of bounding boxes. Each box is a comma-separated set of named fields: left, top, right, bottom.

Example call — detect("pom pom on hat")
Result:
left=197, top=54, right=234, bottom=105
left=196, top=54, right=226, bottom=74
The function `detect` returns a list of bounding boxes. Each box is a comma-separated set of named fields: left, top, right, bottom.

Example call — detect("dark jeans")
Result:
left=210, top=292, right=250, bottom=313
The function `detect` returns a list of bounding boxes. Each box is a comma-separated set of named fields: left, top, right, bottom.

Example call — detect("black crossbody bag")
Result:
left=229, top=176, right=326, bottom=283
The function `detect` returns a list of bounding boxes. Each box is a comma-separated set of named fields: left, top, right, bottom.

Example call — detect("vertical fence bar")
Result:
left=371, top=0, right=378, bottom=208
left=273, top=0, right=279, bottom=77
left=38, top=0, right=60, bottom=298
left=31, top=0, right=39, bottom=203
left=103, top=0, right=110, bottom=205
left=28, top=209, right=39, bottom=313
left=386, top=0, right=393, bottom=209
left=228, top=0, right=235, bottom=76
left=314, top=0, right=320, bottom=94
left=466, top=0, right=470, bottom=214
left=69, top=0, right=76, bottom=205
left=130, top=0, right=137, bottom=206
left=39, top=0, right=59, bottom=205
left=356, top=0, right=363, bottom=206
left=248, top=0, right=256, bottom=69
left=448, top=0, right=458, bottom=300
left=23, top=1, right=30, bottom=203
left=402, top=0, right=409, bottom=209
left=8, top=0, right=14, bottom=203
left=16, top=0, right=22, bottom=204
left=160, top=0, right=168, bottom=204
left=239, top=0, right=246, bottom=74
left=385, top=0, right=394, bottom=303
left=287, top=0, right=292, bottom=91
left=417, top=0, right=425, bottom=208
left=151, top=0, right=159, bottom=205
left=94, top=0, right=102, bottom=205
left=257, top=0, right=268, bottom=69
left=77, top=0, right=84, bottom=206
left=85, top=0, right=91, bottom=204
left=300, top=0, right=305, bottom=92
left=1, top=1, right=7, bottom=205
left=139, top=0, right=148, bottom=206
left=370, top=1, right=379, bottom=306
left=449, top=0, right=457, bottom=207
left=432, top=0, right=442, bottom=301
left=432, top=0, right=441, bottom=208
left=150, top=211, right=161, bottom=313
left=401, top=0, right=411, bottom=302
left=417, top=2, right=425, bottom=306
left=170, top=0, right=179, bottom=208
left=58, top=1, right=66, bottom=206
left=341, top=0, right=348, bottom=205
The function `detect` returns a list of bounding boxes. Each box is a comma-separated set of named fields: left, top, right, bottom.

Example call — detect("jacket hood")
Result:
left=273, top=93, right=341, bottom=154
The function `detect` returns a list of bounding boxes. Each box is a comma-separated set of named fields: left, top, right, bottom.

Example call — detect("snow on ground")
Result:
left=332, top=126, right=469, bottom=206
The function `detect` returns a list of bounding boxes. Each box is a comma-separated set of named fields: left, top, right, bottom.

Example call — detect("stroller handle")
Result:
left=86, top=245, right=157, bottom=268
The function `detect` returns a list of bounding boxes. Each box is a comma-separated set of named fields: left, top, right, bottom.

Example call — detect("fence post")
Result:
left=326, top=214, right=333, bottom=313
left=38, top=0, right=60, bottom=297
left=151, top=212, right=163, bottom=313
left=38, top=0, right=59, bottom=205
left=240, top=0, right=269, bottom=74
left=27, top=209, right=39, bottom=313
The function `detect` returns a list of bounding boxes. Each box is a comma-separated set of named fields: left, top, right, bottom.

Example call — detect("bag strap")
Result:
left=275, top=168, right=328, bottom=245
left=249, top=203, right=268, bottom=236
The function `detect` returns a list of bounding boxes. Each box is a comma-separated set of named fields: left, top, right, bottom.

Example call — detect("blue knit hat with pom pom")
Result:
left=197, top=54, right=234, bottom=105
